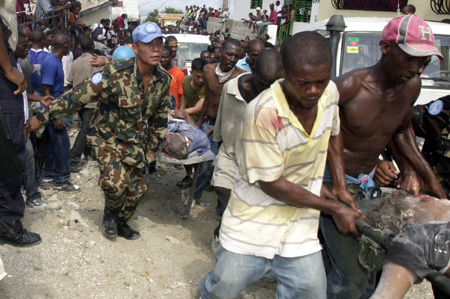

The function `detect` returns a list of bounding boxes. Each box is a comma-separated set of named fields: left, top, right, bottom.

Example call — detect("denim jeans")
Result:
left=43, top=119, right=71, bottom=186
left=193, top=122, right=218, bottom=200
left=200, top=245, right=326, bottom=299
left=70, top=108, right=94, bottom=165
left=24, top=133, right=41, bottom=200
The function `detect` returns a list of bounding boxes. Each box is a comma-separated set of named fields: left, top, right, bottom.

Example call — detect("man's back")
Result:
left=335, top=66, right=420, bottom=177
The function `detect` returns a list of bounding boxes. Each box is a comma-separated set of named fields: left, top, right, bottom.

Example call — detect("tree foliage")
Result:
left=163, top=7, right=183, bottom=14
left=145, top=9, right=159, bottom=23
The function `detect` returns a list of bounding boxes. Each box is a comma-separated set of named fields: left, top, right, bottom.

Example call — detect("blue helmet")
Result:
left=112, top=46, right=135, bottom=61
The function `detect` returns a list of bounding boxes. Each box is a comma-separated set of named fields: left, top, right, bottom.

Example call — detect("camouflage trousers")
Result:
left=92, top=143, right=147, bottom=222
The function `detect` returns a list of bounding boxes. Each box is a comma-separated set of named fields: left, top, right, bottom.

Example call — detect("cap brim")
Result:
left=136, top=34, right=164, bottom=44
left=398, top=43, right=444, bottom=60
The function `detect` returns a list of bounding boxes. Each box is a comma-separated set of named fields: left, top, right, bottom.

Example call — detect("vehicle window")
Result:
left=421, top=35, right=450, bottom=88
left=341, top=32, right=450, bottom=89
left=340, top=32, right=382, bottom=75
left=177, top=42, right=209, bottom=62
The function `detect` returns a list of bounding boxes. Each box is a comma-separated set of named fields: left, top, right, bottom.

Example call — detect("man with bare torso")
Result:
left=191, top=38, right=245, bottom=204
left=322, top=14, right=447, bottom=299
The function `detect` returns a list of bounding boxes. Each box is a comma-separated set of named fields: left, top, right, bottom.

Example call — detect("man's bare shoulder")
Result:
left=334, top=67, right=372, bottom=104
left=204, top=63, right=218, bottom=74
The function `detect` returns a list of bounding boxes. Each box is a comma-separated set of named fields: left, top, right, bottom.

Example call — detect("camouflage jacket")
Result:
left=37, top=58, right=171, bottom=167
left=412, top=95, right=450, bottom=190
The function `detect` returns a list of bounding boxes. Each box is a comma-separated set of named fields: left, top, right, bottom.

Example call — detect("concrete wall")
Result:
left=317, top=0, right=450, bottom=22
left=80, top=6, right=111, bottom=26
left=230, top=0, right=273, bottom=21
left=207, top=17, right=259, bottom=41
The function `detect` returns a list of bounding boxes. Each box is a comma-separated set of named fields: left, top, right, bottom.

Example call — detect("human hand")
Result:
left=320, top=184, right=337, bottom=201
left=90, top=54, right=107, bottom=67
left=332, top=188, right=358, bottom=210
left=332, top=204, right=365, bottom=236
left=53, top=119, right=64, bottom=130
left=374, top=160, right=399, bottom=186
left=25, top=116, right=43, bottom=133
left=5, top=67, right=27, bottom=95
left=39, top=95, right=54, bottom=107
left=396, top=172, right=422, bottom=195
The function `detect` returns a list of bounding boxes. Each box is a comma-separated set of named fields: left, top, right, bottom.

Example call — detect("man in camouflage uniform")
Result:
left=26, top=22, right=171, bottom=240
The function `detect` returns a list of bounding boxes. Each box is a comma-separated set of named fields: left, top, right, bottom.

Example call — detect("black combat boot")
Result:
left=102, top=207, right=118, bottom=239
left=117, top=222, right=141, bottom=240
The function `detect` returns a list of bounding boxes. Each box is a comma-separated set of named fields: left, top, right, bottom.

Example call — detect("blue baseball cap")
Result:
left=132, top=22, right=163, bottom=44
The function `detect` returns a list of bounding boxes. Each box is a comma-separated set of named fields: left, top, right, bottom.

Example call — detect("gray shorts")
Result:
left=385, top=222, right=450, bottom=280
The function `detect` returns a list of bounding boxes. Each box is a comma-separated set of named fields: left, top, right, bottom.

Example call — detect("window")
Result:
left=250, top=0, right=262, bottom=9
left=294, top=0, right=313, bottom=22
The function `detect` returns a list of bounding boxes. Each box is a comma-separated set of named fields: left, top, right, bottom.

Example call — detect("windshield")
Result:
left=177, top=42, right=209, bottom=62
left=340, top=32, right=450, bottom=89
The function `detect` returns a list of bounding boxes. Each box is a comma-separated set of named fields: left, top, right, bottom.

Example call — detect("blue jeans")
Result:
left=193, top=122, right=218, bottom=200
left=43, top=120, right=71, bottom=186
left=24, top=133, right=41, bottom=200
left=200, top=245, right=326, bottom=299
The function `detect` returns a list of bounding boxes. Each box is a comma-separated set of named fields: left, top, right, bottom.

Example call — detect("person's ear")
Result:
left=132, top=43, right=138, bottom=56
left=380, top=41, right=391, bottom=55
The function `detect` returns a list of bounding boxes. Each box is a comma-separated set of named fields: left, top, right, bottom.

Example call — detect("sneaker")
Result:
left=0, top=229, right=42, bottom=247
left=26, top=198, right=47, bottom=208
left=117, top=223, right=140, bottom=240
left=39, top=180, right=54, bottom=190
left=53, top=182, right=80, bottom=192
left=176, top=176, right=193, bottom=189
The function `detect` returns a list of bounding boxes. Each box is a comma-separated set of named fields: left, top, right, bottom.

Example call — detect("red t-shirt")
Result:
left=116, top=16, right=124, bottom=29
left=16, top=0, right=32, bottom=25
left=269, top=9, right=277, bottom=25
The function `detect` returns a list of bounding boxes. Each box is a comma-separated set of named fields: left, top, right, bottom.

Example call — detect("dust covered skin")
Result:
left=367, top=190, right=450, bottom=234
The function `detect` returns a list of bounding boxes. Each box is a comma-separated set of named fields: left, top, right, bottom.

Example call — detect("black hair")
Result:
left=207, top=45, right=215, bottom=52
left=255, top=49, right=282, bottom=80
left=281, top=31, right=331, bottom=73
left=264, top=41, right=274, bottom=49
left=30, top=29, right=45, bottom=43
left=222, top=38, right=241, bottom=51
left=164, top=45, right=173, bottom=57
left=191, top=58, right=207, bottom=71
left=404, top=4, right=416, bottom=13
left=165, top=35, right=177, bottom=45
left=80, top=36, right=94, bottom=51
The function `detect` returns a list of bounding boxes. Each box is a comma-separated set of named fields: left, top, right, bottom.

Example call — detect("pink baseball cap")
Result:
left=381, top=14, right=443, bottom=60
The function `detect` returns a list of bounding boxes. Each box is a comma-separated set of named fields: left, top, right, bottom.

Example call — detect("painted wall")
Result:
left=230, top=0, right=273, bottom=21
left=112, top=0, right=140, bottom=20
left=317, top=0, right=449, bottom=22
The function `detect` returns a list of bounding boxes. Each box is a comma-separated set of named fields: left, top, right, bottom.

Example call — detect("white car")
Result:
left=165, top=34, right=210, bottom=74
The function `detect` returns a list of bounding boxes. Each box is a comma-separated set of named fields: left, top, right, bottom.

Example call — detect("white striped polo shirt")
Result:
left=220, top=79, right=340, bottom=259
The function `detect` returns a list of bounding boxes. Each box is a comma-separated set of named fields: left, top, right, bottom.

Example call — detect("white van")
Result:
left=165, top=34, right=210, bottom=74
left=292, top=16, right=450, bottom=105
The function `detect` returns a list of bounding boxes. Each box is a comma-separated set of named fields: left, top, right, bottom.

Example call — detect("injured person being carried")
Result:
left=162, top=110, right=211, bottom=160
left=360, top=191, right=450, bottom=298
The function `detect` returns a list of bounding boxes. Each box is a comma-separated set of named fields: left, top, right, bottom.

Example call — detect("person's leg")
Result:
left=320, top=213, right=368, bottom=299
left=43, top=126, right=55, bottom=181
left=200, top=245, right=270, bottom=299
left=193, top=123, right=217, bottom=201
left=370, top=262, right=416, bottom=299
left=70, top=109, right=92, bottom=166
left=50, top=120, right=71, bottom=186
left=24, top=137, right=43, bottom=206
left=272, top=251, right=327, bottom=299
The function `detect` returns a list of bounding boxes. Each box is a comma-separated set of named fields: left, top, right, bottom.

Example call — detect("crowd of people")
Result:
left=1, top=1, right=450, bottom=298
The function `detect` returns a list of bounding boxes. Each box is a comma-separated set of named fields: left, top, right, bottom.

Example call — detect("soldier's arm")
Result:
left=36, top=69, right=111, bottom=126
left=147, top=86, right=170, bottom=154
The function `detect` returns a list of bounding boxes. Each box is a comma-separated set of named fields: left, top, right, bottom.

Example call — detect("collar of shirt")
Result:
left=226, top=73, right=247, bottom=102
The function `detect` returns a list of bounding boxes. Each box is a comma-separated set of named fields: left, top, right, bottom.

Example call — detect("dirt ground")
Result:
left=0, top=131, right=435, bottom=298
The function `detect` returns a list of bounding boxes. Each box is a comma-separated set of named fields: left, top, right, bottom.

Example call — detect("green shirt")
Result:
left=182, top=75, right=204, bottom=123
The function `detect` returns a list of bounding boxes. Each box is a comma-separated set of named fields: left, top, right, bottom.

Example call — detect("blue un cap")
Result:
left=132, top=22, right=163, bottom=44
